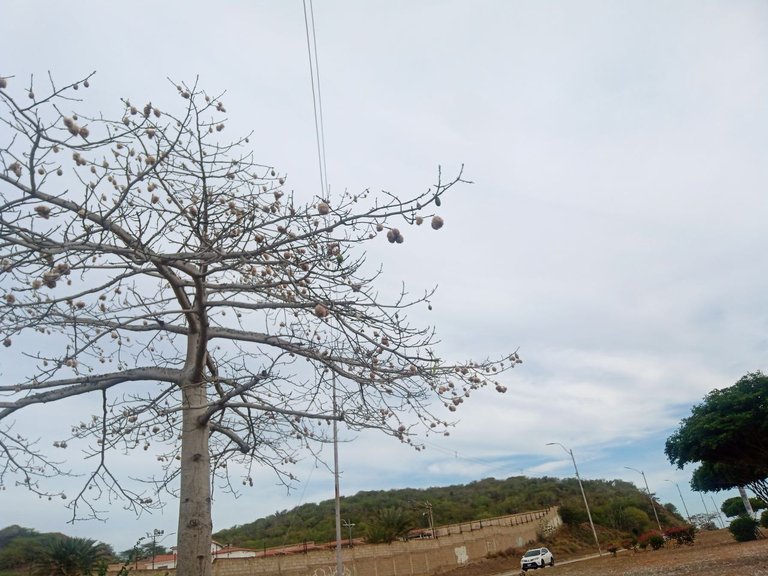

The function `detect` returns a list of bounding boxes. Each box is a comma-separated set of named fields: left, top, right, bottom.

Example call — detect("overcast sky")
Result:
left=2, top=0, right=767, bottom=552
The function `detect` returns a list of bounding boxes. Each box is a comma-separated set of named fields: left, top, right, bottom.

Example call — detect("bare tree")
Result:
left=0, top=73, right=519, bottom=576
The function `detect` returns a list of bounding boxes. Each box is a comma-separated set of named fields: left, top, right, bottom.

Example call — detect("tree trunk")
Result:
left=176, top=376, right=213, bottom=576
left=738, top=486, right=756, bottom=519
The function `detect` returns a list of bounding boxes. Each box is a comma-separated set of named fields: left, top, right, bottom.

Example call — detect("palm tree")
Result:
left=364, top=507, right=413, bottom=543
left=37, top=537, right=105, bottom=576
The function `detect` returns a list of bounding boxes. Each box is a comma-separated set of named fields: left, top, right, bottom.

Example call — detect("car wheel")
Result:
left=550, top=558, right=555, bottom=566
left=540, top=560, right=545, bottom=568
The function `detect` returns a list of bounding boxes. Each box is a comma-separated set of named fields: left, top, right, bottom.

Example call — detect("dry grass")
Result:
left=548, top=529, right=768, bottom=576
left=440, top=529, right=768, bottom=576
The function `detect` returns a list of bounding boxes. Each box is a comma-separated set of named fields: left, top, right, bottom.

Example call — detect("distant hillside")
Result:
left=0, top=525, right=117, bottom=575
left=214, top=476, right=682, bottom=549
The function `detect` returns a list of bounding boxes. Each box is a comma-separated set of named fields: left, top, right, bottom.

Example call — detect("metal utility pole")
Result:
left=711, top=496, right=726, bottom=528
left=148, top=529, right=164, bottom=570
left=342, top=519, right=355, bottom=548
left=424, top=501, right=435, bottom=538
left=332, top=379, right=343, bottom=576
left=625, top=467, right=663, bottom=532
left=547, top=443, right=601, bottom=555
left=664, top=479, right=691, bottom=522
left=697, top=490, right=715, bottom=527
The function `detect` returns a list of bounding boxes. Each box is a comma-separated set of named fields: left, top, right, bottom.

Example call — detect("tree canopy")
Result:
left=665, top=371, right=768, bottom=502
left=720, top=495, right=766, bottom=518
left=0, top=73, right=516, bottom=576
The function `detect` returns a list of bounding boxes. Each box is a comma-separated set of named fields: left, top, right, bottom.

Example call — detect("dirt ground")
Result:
left=444, top=529, right=768, bottom=576
left=542, top=529, right=768, bottom=576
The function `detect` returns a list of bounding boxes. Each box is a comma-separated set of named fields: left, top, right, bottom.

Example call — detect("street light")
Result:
left=546, top=442, right=601, bottom=555
left=664, top=479, right=691, bottom=522
left=625, top=467, right=663, bottom=532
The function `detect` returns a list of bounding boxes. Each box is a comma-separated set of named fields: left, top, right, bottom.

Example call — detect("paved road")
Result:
left=496, top=552, right=607, bottom=576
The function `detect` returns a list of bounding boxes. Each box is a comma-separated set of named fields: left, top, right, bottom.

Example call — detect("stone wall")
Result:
left=117, top=508, right=560, bottom=576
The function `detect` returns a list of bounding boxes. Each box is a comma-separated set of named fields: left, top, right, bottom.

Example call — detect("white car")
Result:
left=520, top=547, right=555, bottom=571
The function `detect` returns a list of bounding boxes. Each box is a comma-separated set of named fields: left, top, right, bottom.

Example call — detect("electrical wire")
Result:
left=302, top=3, right=341, bottom=569
left=302, top=0, right=329, bottom=198
left=421, top=438, right=530, bottom=477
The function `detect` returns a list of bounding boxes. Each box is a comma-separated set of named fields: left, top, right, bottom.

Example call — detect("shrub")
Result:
left=486, top=547, right=519, bottom=559
left=648, top=534, right=665, bottom=550
left=637, top=530, right=664, bottom=551
left=729, top=515, right=759, bottom=542
left=761, top=510, right=768, bottom=529
left=606, top=543, right=619, bottom=557
left=621, top=506, right=652, bottom=535
left=559, top=504, right=587, bottom=527
left=663, top=525, right=696, bottom=545
left=621, top=538, right=637, bottom=552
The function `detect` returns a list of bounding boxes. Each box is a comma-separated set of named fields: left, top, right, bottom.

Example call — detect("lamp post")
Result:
left=546, top=442, right=601, bottom=555
left=664, top=479, right=691, bottom=522
left=625, top=467, right=662, bottom=532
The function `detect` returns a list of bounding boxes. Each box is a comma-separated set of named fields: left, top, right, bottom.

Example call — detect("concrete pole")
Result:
left=665, top=480, right=691, bottom=522
left=625, top=467, right=663, bottom=533
left=547, top=443, right=601, bottom=555
left=333, top=380, right=344, bottom=576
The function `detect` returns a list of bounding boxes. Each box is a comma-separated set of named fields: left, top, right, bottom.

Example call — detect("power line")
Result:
left=302, top=0, right=329, bottom=199
left=301, top=5, right=338, bottom=572
left=420, top=439, right=529, bottom=477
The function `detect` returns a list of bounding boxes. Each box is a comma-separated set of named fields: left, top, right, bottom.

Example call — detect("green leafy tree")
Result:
left=0, top=75, right=516, bottom=576
left=665, top=372, right=768, bottom=501
left=721, top=495, right=766, bottom=518
left=118, top=541, right=166, bottom=563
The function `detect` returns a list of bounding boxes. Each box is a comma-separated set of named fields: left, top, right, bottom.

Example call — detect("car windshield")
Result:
left=523, top=550, right=541, bottom=557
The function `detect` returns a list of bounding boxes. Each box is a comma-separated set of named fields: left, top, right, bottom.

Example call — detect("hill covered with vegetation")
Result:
left=0, top=476, right=687, bottom=574
left=0, top=525, right=116, bottom=576
left=213, top=475, right=684, bottom=549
